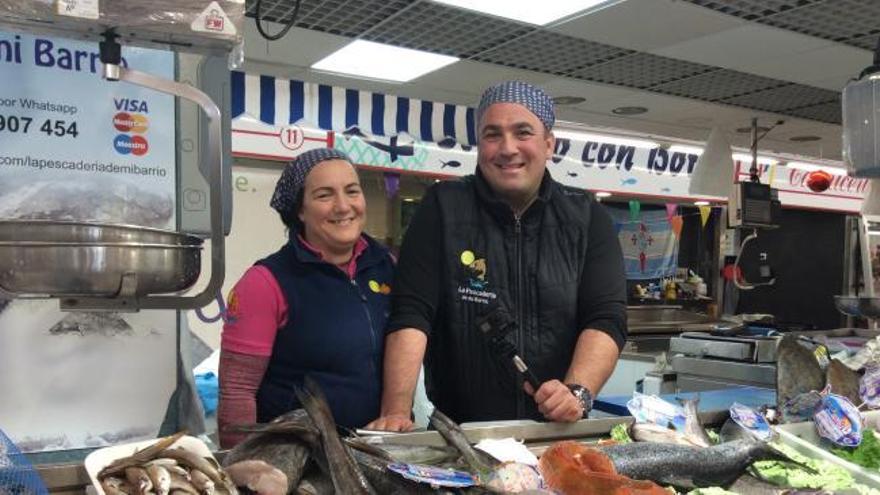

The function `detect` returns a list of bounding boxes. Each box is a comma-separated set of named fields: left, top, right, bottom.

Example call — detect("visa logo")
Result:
left=113, top=98, right=149, bottom=113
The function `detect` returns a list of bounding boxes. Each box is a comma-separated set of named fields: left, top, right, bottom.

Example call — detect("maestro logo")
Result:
left=114, top=134, right=149, bottom=156
left=113, top=112, right=149, bottom=133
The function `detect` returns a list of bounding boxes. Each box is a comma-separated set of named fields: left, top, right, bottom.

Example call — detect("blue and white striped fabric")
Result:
left=231, top=71, right=477, bottom=146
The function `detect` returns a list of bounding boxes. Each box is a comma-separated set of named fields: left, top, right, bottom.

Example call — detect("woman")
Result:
left=218, top=148, right=394, bottom=448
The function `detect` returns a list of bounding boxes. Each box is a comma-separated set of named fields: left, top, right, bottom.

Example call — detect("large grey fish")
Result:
left=429, top=409, right=496, bottom=476
left=598, top=439, right=794, bottom=489
left=349, top=448, right=439, bottom=494
left=776, top=335, right=825, bottom=421
left=295, top=377, right=375, bottom=494
left=826, top=358, right=862, bottom=406
left=346, top=438, right=463, bottom=467
left=222, top=409, right=316, bottom=492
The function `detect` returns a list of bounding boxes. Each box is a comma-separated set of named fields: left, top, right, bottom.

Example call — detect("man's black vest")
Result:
left=427, top=171, right=601, bottom=422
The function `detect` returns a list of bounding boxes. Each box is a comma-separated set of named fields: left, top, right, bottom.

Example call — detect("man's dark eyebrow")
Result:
left=480, top=122, right=535, bottom=133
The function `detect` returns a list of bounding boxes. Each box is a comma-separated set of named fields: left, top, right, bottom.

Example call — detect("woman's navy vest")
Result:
left=254, top=234, right=393, bottom=429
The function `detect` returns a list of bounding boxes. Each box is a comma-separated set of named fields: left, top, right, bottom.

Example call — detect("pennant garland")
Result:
left=383, top=172, right=400, bottom=199
left=629, top=200, right=641, bottom=222
left=699, top=205, right=712, bottom=227
left=665, top=203, right=678, bottom=222
left=670, top=216, right=684, bottom=237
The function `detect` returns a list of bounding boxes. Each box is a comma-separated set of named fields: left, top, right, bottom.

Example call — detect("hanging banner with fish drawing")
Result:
left=231, top=71, right=868, bottom=213
left=608, top=207, right=678, bottom=280
left=0, top=31, right=176, bottom=228
left=0, top=32, right=178, bottom=454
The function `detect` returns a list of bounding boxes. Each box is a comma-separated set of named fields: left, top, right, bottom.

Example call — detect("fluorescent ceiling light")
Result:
left=669, top=145, right=703, bottom=155
left=312, top=40, right=459, bottom=83
left=694, top=200, right=710, bottom=206
left=732, top=153, right=778, bottom=165
left=432, top=0, right=611, bottom=25
left=595, top=191, right=612, bottom=198
left=786, top=162, right=849, bottom=176
left=554, top=130, right=657, bottom=149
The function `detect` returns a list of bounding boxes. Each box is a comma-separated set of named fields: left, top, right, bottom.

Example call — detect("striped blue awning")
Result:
left=231, top=71, right=477, bottom=146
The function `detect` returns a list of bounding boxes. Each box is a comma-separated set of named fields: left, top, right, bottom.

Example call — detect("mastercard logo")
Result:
left=113, top=112, right=149, bottom=133
left=114, top=134, right=149, bottom=156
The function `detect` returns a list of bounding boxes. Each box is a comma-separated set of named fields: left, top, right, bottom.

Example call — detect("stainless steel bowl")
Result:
left=834, top=295, right=880, bottom=318
left=0, top=220, right=203, bottom=297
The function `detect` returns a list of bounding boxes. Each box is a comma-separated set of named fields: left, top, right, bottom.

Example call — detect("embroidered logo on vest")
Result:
left=368, top=280, right=392, bottom=295
left=457, top=250, right=497, bottom=304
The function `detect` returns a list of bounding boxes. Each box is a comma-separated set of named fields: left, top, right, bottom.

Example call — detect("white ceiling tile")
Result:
left=652, top=24, right=831, bottom=70
left=738, top=44, right=871, bottom=91
left=549, top=0, right=745, bottom=51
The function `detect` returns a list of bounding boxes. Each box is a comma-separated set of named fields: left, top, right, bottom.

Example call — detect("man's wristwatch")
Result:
left=566, top=384, right=593, bottom=418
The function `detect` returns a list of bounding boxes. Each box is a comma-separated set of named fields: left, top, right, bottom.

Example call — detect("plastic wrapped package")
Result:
left=0, top=0, right=244, bottom=54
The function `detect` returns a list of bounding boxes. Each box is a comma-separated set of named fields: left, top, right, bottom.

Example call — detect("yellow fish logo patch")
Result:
left=368, top=280, right=391, bottom=295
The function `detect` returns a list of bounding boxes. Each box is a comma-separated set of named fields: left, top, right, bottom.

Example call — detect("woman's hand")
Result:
left=364, top=413, right=414, bottom=432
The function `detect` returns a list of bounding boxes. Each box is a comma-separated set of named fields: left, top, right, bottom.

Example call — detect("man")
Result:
left=367, top=81, right=627, bottom=430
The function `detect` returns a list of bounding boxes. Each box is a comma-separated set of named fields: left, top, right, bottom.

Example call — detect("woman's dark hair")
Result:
left=278, top=189, right=305, bottom=231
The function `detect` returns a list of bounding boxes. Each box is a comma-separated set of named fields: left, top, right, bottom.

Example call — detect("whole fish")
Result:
left=776, top=335, right=825, bottom=421
left=189, top=469, right=215, bottom=495
left=598, top=439, right=793, bottom=488
left=680, top=398, right=713, bottom=448
left=100, top=431, right=187, bottom=478
left=145, top=464, right=171, bottom=495
left=223, top=460, right=287, bottom=495
left=826, top=358, right=861, bottom=406
left=429, top=409, right=496, bottom=476
left=346, top=438, right=462, bottom=467
left=349, top=449, right=438, bottom=494
left=222, top=409, right=316, bottom=491
left=124, top=467, right=152, bottom=495
left=158, top=447, right=237, bottom=495
left=295, top=377, right=375, bottom=494
left=629, top=422, right=707, bottom=448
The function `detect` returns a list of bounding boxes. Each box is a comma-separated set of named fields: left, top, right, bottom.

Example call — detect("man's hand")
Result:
left=524, top=379, right=583, bottom=422
left=364, top=413, right=414, bottom=432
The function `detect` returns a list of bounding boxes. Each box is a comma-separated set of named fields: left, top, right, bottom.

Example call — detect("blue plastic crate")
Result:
left=0, top=428, right=48, bottom=495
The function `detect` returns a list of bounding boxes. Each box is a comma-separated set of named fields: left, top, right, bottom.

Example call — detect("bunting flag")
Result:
left=383, top=172, right=400, bottom=199
left=670, top=215, right=684, bottom=237
left=699, top=205, right=712, bottom=228
left=608, top=207, right=678, bottom=280
left=665, top=203, right=678, bottom=222
left=629, top=200, right=641, bottom=222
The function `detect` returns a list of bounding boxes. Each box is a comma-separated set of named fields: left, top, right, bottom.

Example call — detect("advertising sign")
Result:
left=0, top=30, right=175, bottom=228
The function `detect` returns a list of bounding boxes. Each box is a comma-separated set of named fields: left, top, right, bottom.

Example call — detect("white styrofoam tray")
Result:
left=84, top=435, right=215, bottom=495
left=774, top=410, right=880, bottom=489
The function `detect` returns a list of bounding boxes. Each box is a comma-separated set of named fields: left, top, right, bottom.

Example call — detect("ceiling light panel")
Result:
left=652, top=69, right=787, bottom=102
left=569, top=52, right=715, bottom=89
left=474, top=31, right=634, bottom=76
left=362, top=1, right=533, bottom=57
left=246, top=0, right=414, bottom=37
left=721, top=84, right=840, bottom=113
left=431, top=0, right=612, bottom=25
left=311, top=40, right=459, bottom=82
